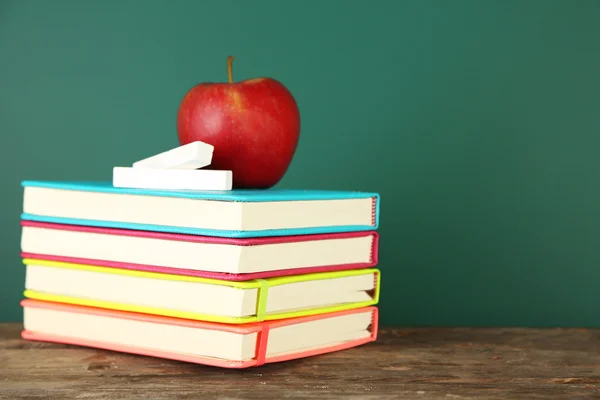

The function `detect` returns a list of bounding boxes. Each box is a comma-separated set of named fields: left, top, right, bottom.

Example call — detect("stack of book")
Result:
left=19, top=180, right=381, bottom=368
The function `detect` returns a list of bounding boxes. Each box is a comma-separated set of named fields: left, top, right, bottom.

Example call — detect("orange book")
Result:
left=21, top=299, right=378, bottom=368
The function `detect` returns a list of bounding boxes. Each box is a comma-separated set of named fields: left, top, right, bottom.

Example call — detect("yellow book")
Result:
left=23, top=258, right=380, bottom=324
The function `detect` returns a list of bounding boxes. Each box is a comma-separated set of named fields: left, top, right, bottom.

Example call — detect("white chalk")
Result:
left=113, top=167, right=232, bottom=191
left=132, top=141, right=214, bottom=170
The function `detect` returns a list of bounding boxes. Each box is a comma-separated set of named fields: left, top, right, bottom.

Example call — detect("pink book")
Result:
left=21, top=299, right=379, bottom=368
left=21, top=221, right=378, bottom=280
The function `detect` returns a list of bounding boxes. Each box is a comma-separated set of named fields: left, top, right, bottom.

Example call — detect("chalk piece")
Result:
left=132, top=141, right=214, bottom=170
left=113, top=167, right=232, bottom=191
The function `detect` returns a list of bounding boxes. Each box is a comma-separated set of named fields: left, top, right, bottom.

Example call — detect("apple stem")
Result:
left=228, top=56, right=234, bottom=84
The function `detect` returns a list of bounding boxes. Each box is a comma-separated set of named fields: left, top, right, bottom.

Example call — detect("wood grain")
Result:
left=0, top=323, right=599, bottom=399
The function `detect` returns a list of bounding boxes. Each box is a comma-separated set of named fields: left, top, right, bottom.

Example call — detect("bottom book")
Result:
left=21, top=299, right=378, bottom=368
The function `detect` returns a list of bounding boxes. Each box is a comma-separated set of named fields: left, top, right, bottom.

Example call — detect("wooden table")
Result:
left=1, top=323, right=599, bottom=399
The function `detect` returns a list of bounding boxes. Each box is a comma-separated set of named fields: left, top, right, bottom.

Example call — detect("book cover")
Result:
left=22, top=258, right=381, bottom=324
left=21, top=221, right=379, bottom=280
left=21, top=299, right=379, bottom=368
left=21, top=180, right=380, bottom=238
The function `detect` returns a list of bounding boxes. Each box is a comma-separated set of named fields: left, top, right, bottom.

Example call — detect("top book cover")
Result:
left=21, top=181, right=380, bottom=238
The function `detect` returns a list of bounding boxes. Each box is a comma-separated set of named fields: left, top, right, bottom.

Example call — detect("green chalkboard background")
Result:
left=1, top=0, right=599, bottom=327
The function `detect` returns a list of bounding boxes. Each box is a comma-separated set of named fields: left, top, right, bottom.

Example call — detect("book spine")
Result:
left=370, top=307, right=379, bottom=341
left=372, top=270, right=382, bottom=304
left=371, top=196, right=377, bottom=226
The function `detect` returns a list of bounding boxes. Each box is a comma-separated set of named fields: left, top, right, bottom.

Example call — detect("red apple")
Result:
left=176, top=56, right=301, bottom=189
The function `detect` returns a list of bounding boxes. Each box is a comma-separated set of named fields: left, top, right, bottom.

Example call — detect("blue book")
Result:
left=21, top=181, right=380, bottom=238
